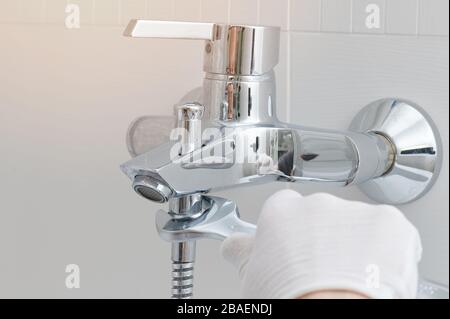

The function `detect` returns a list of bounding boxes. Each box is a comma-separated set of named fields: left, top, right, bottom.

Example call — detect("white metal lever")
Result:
left=124, top=19, right=215, bottom=40
left=123, top=19, right=280, bottom=75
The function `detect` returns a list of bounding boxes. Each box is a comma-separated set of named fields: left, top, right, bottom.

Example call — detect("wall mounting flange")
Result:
left=350, top=98, right=443, bottom=205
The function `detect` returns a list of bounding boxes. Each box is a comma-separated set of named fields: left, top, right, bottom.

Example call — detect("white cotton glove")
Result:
left=221, top=190, right=422, bottom=299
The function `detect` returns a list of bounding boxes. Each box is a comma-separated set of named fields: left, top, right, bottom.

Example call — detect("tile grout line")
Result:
left=286, top=0, right=291, bottom=123
left=415, top=0, right=420, bottom=37
left=92, top=0, right=96, bottom=25
left=318, top=0, right=323, bottom=32
left=41, top=0, right=47, bottom=24
left=256, top=0, right=261, bottom=25
left=118, top=0, right=122, bottom=25
left=19, top=0, right=24, bottom=23
left=350, top=0, right=354, bottom=33
left=145, top=0, right=150, bottom=19
left=65, top=0, right=69, bottom=26
left=286, top=29, right=449, bottom=39
left=0, top=19, right=448, bottom=39
left=171, top=0, right=175, bottom=20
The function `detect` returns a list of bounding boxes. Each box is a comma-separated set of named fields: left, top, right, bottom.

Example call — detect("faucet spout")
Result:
left=121, top=123, right=394, bottom=201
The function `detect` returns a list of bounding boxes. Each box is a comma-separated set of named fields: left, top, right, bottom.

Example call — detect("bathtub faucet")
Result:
left=120, top=20, right=442, bottom=298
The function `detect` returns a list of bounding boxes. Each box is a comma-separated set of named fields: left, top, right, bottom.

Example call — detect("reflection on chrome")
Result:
left=121, top=20, right=442, bottom=206
left=122, top=98, right=441, bottom=205
left=121, top=20, right=443, bottom=299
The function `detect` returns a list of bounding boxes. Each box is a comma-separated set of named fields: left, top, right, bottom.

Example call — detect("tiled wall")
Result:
left=0, top=0, right=448, bottom=35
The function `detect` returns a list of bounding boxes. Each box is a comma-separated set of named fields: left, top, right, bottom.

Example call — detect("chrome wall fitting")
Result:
left=349, top=98, right=442, bottom=205
left=120, top=20, right=443, bottom=298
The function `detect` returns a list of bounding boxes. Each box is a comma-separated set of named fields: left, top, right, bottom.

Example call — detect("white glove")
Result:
left=221, top=190, right=422, bottom=299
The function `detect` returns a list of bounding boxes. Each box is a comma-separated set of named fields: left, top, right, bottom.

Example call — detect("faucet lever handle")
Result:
left=123, top=19, right=280, bottom=76
left=124, top=20, right=215, bottom=40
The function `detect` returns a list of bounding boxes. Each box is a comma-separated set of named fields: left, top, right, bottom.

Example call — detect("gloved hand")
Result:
left=221, top=190, right=422, bottom=299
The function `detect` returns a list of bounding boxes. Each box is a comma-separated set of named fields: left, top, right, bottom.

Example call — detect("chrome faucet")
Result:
left=120, top=20, right=442, bottom=298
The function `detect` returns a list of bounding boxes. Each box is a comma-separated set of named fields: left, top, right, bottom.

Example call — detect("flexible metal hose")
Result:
left=171, top=261, right=195, bottom=299
left=171, top=241, right=196, bottom=299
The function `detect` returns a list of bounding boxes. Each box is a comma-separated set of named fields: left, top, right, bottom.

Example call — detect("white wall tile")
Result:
left=419, top=0, right=449, bottom=36
left=67, top=0, right=94, bottom=26
left=259, top=0, right=288, bottom=30
left=20, top=0, right=46, bottom=24
left=321, top=0, right=351, bottom=33
left=173, top=0, right=202, bottom=21
left=201, top=0, right=229, bottom=23
left=290, top=0, right=321, bottom=32
left=0, top=0, right=22, bottom=23
left=94, top=0, right=120, bottom=25
left=148, top=0, right=173, bottom=20
left=120, top=0, right=147, bottom=25
left=386, top=0, right=418, bottom=35
left=352, top=0, right=386, bottom=34
left=229, top=0, right=258, bottom=25
left=45, top=0, right=68, bottom=24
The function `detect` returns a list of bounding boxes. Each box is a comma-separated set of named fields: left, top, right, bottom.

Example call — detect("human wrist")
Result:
left=299, top=290, right=369, bottom=299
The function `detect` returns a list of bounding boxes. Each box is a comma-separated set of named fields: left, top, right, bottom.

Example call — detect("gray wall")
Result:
left=0, top=0, right=448, bottom=298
